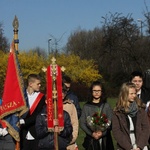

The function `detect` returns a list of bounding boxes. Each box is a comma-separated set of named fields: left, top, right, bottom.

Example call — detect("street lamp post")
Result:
left=137, top=19, right=143, bottom=37
left=48, top=39, right=52, bottom=55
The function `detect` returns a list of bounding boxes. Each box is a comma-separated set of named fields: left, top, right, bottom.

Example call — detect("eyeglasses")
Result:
left=92, top=90, right=102, bottom=93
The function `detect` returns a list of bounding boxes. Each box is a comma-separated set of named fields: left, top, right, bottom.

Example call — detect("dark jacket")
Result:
left=35, top=107, right=73, bottom=150
left=66, top=90, right=81, bottom=119
left=20, top=92, right=45, bottom=140
left=141, top=87, right=150, bottom=104
left=80, top=102, right=114, bottom=150
left=112, top=108, right=150, bottom=150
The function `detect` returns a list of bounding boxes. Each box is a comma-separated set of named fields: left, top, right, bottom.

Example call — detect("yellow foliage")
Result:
left=51, top=54, right=102, bottom=87
left=0, top=51, right=102, bottom=96
left=0, top=51, right=8, bottom=90
left=18, top=51, right=47, bottom=79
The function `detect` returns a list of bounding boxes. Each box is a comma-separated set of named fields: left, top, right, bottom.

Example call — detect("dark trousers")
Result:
left=0, top=134, right=15, bottom=150
left=21, top=139, right=38, bottom=150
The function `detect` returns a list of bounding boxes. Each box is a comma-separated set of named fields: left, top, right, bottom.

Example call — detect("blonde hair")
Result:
left=114, top=82, right=144, bottom=113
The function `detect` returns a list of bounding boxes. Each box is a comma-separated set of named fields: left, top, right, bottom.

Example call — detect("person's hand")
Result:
left=19, top=119, right=25, bottom=124
left=96, top=131, right=102, bottom=138
left=92, top=132, right=100, bottom=139
left=134, top=148, right=140, bottom=150
left=92, top=132, right=97, bottom=139
left=131, top=144, right=141, bottom=150
left=54, top=126, right=60, bottom=134
left=53, top=119, right=58, bottom=126
left=2, top=128, right=8, bottom=136
left=92, top=131, right=103, bottom=139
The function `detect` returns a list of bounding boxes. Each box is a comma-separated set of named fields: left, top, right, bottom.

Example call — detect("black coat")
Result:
left=35, top=107, right=73, bottom=150
left=20, top=93, right=45, bottom=141
left=141, top=87, right=150, bottom=104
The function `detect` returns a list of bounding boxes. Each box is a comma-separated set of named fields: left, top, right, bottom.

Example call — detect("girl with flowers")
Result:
left=112, top=82, right=150, bottom=150
left=80, top=81, right=114, bottom=150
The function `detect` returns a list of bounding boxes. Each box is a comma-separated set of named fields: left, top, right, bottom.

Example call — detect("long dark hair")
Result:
left=89, top=81, right=107, bottom=103
left=62, top=83, right=69, bottom=101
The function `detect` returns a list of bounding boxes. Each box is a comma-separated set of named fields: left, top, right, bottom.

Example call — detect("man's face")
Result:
left=29, top=79, right=41, bottom=92
left=131, top=76, right=143, bottom=92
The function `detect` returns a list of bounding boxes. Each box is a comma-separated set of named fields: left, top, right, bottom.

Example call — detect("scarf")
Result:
left=128, top=101, right=138, bottom=117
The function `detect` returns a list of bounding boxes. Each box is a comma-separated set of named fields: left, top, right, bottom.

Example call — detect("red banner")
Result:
left=47, top=66, right=54, bottom=130
left=0, top=41, right=28, bottom=141
left=0, top=42, right=28, bottom=118
left=46, top=64, right=64, bottom=131
left=56, top=66, right=64, bottom=129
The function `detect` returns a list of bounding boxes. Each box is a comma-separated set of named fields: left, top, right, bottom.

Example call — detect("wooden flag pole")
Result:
left=51, top=57, right=59, bottom=150
left=46, top=57, right=65, bottom=150
left=15, top=142, right=20, bottom=150
left=13, top=16, right=20, bottom=150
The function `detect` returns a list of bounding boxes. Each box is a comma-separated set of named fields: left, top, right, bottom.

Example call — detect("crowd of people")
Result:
left=0, top=71, right=150, bottom=150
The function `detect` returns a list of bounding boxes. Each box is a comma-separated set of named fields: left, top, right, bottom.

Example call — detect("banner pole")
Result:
left=51, top=57, right=59, bottom=150
left=15, top=141, right=20, bottom=150
left=13, top=15, right=20, bottom=150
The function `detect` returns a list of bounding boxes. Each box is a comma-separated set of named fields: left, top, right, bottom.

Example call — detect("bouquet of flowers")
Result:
left=87, top=111, right=111, bottom=132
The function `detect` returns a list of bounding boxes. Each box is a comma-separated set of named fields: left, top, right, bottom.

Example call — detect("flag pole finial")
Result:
left=12, top=16, right=19, bottom=51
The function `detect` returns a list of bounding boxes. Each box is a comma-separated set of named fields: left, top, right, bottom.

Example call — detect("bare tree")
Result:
left=0, top=22, right=9, bottom=52
left=66, top=12, right=150, bottom=96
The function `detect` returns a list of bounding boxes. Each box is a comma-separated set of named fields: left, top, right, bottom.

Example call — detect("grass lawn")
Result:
left=76, top=98, right=117, bottom=149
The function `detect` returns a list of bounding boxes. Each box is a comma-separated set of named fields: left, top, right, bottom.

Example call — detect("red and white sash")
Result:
left=29, top=93, right=44, bottom=115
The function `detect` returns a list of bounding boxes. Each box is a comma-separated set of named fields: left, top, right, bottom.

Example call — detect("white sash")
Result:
left=128, top=115, right=148, bottom=150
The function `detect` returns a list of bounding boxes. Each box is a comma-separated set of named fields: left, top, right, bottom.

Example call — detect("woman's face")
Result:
left=92, top=85, right=102, bottom=99
left=128, top=87, right=136, bottom=102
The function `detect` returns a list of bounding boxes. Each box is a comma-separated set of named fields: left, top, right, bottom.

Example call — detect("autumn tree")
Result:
left=66, top=12, right=150, bottom=96
left=101, top=13, right=140, bottom=74
left=0, top=51, right=8, bottom=96
left=29, top=47, right=47, bottom=58
left=53, top=53, right=102, bottom=86
left=53, top=53, right=102, bottom=101
left=66, top=27, right=103, bottom=61
left=101, top=13, right=150, bottom=81
left=0, top=22, right=9, bottom=52
left=0, top=51, right=101, bottom=98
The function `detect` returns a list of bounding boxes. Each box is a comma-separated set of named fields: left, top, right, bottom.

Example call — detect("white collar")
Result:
left=137, top=89, right=141, bottom=95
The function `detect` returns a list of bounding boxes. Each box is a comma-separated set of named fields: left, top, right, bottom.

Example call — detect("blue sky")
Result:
left=0, top=0, right=150, bottom=52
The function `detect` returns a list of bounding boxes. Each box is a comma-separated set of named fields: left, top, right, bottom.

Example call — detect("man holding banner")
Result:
left=35, top=102, right=73, bottom=150
left=35, top=61, right=73, bottom=149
